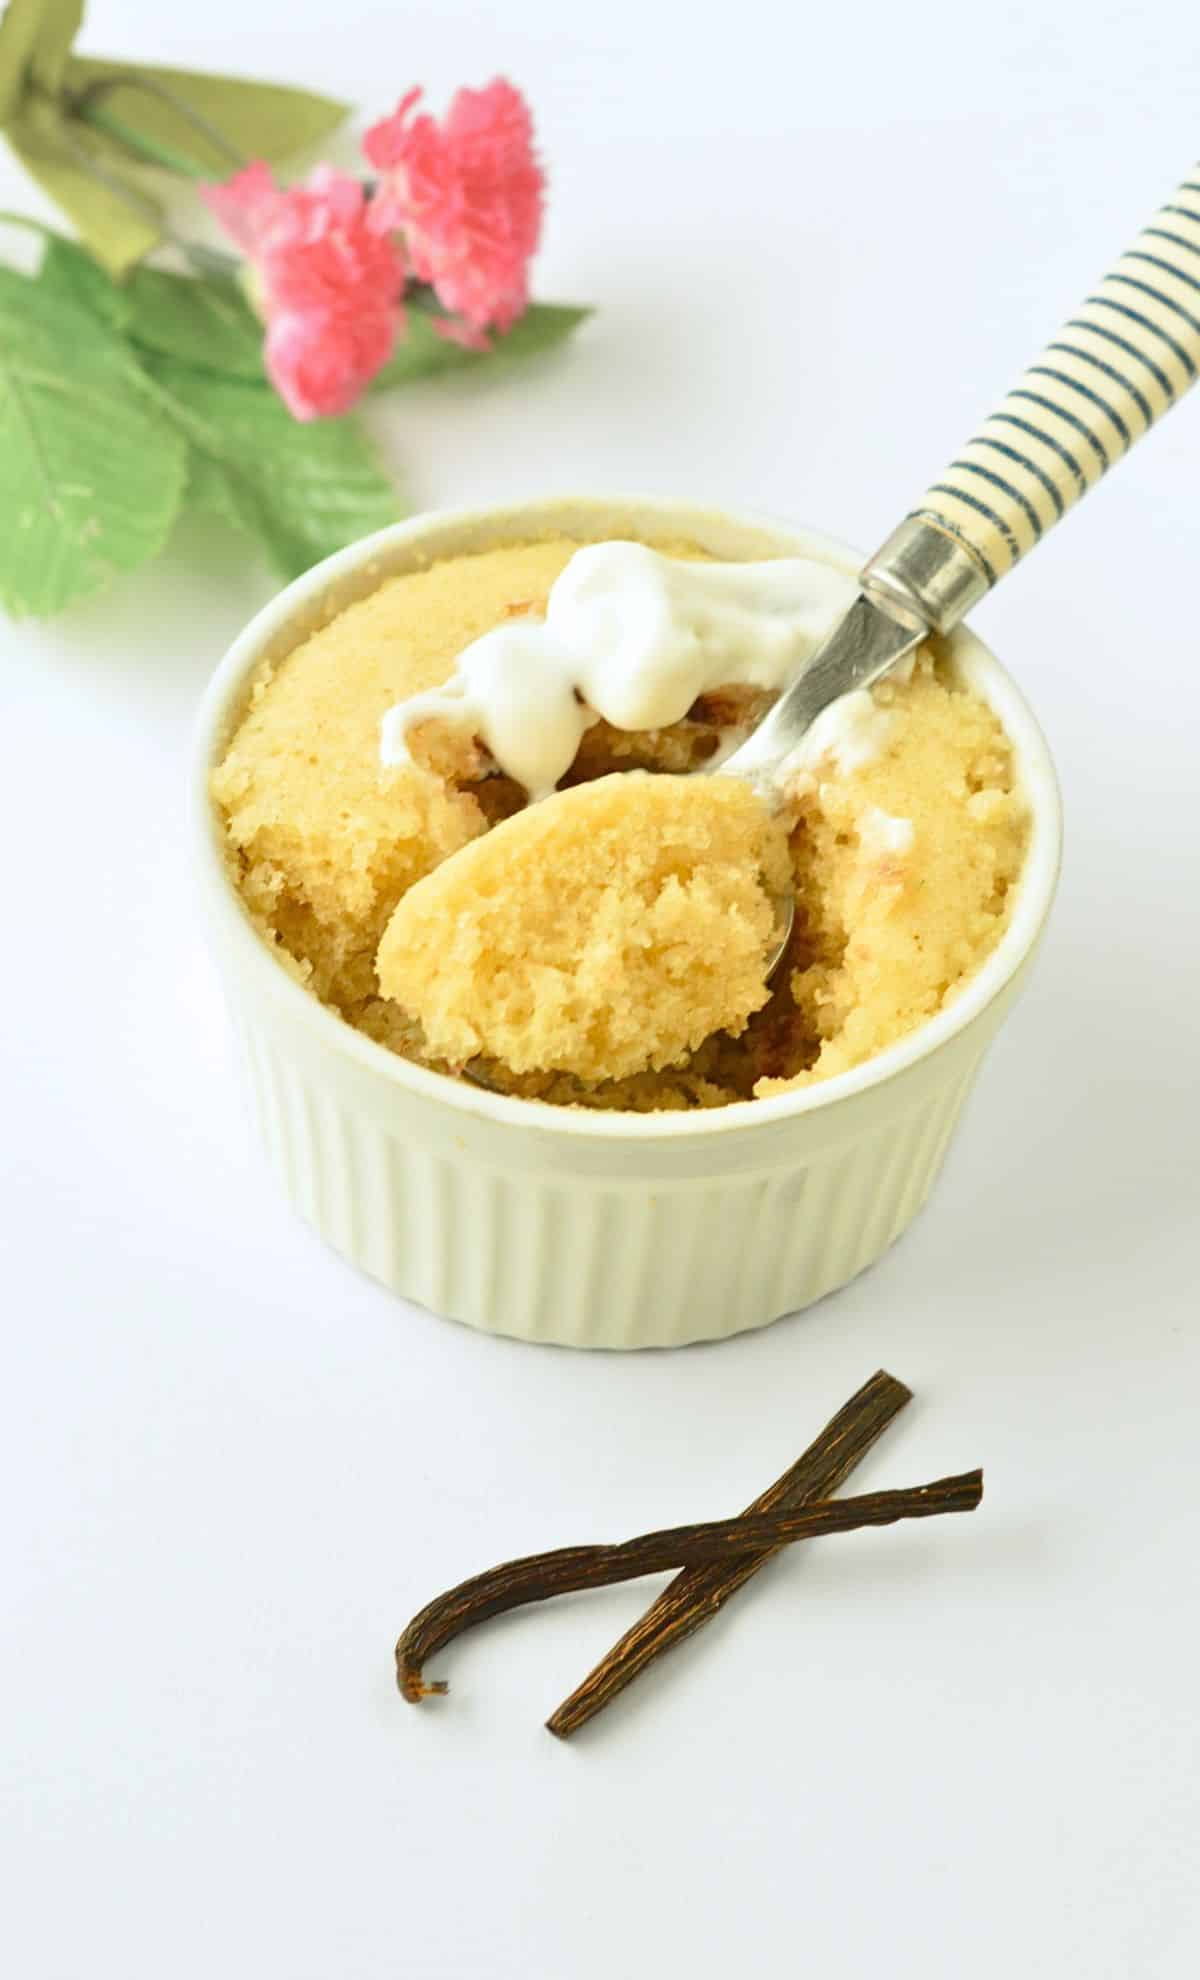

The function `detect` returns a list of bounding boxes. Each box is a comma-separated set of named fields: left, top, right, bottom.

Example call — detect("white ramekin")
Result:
left=193, top=496, right=1062, bottom=1349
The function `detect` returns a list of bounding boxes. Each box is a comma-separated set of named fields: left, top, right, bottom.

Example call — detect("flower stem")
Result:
left=72, top=99, right=212, bottom=180
left=0, top=211, right=57, bottom=238
left=66, top=72, right=248, bottom=181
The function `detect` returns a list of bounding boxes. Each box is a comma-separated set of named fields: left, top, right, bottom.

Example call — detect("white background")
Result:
left=3, top=3, right=1198, bottom=1975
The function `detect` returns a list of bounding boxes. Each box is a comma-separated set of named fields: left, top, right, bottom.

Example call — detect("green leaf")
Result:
left=0, top=265, right=186, bottom=614
left=36, top=230, right=131, bottom=328
left=0, top=0, right=83, bottom=122
left=63, top=57, right=349, bottom=175
left=0, top=9, right=162, bottom=271
left=372, top=301, right=592, bottom=392
left=147, top=357, right=400, bottom=579
left=124, top=265, right=265, bottom=379
left=184, top=443, right=257, bottom=532
left=36, top=239, right=266, bottom=378
left=2, top=42, right=345, bottom=265
left=5, top=97, right=162, bottom=271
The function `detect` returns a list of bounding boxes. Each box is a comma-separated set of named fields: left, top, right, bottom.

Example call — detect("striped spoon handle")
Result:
left=861, top=163, right=1200, bottom=635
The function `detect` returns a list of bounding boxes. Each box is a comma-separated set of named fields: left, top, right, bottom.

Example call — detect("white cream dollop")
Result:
left=857, top=805, right=915, bottom=858
left=379, top=541, right=861, bottom=798
left=784, top=690, right=896, bottom=781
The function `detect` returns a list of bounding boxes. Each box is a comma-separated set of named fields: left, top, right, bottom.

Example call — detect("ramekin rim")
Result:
left=192, top=492, right=1063, bottom=1144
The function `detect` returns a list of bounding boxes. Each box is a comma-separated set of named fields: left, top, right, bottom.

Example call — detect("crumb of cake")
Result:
left=754, top=653, right=1028, bottom=1096
left=376, top=773, right=791, bottom=1081
left=210, top=536, right=702, bottom=1011
left=559, top=684, right=774, bottom=786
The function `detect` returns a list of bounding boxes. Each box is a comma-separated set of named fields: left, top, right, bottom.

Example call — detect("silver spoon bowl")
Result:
left=717, top=589, right=928, bottom=977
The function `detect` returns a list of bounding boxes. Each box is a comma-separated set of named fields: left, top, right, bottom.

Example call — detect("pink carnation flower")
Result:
left=201, top=162, right=406, bottom=420
left=363, top=80, right=543, bottom=337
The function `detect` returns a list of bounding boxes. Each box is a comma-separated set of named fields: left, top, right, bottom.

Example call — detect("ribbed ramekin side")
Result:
left=229, top=1011, right=985, bottom=1347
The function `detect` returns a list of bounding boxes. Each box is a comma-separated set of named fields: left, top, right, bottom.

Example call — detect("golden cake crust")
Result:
left=210, top=541, right=585, bottom=1006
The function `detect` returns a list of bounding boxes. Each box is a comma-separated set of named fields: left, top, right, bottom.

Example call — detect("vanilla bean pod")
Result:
left=396, top=1468, right=982, bottom=1705
left=546, top=1367, right=912, bottom=1739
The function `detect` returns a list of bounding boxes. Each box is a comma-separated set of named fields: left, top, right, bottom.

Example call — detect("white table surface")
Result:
left=3, top=3, right=1198, bottom=1975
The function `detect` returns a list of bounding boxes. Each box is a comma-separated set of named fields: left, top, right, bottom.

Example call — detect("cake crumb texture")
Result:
left=377, top=773, right=791, bottom=1081
left=756, top=658, right=1028, bottom=1095
left=210, top=541, right=587, bottom=1007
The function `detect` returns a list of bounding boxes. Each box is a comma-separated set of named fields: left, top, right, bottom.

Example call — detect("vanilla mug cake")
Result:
left=195, top=497, right=1061, bottom=1346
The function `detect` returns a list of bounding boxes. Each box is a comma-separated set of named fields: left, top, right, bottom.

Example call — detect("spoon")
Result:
left=721, top=157, right=1200, bottom=977
left=461, top=160, right=1200, bottom=1084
